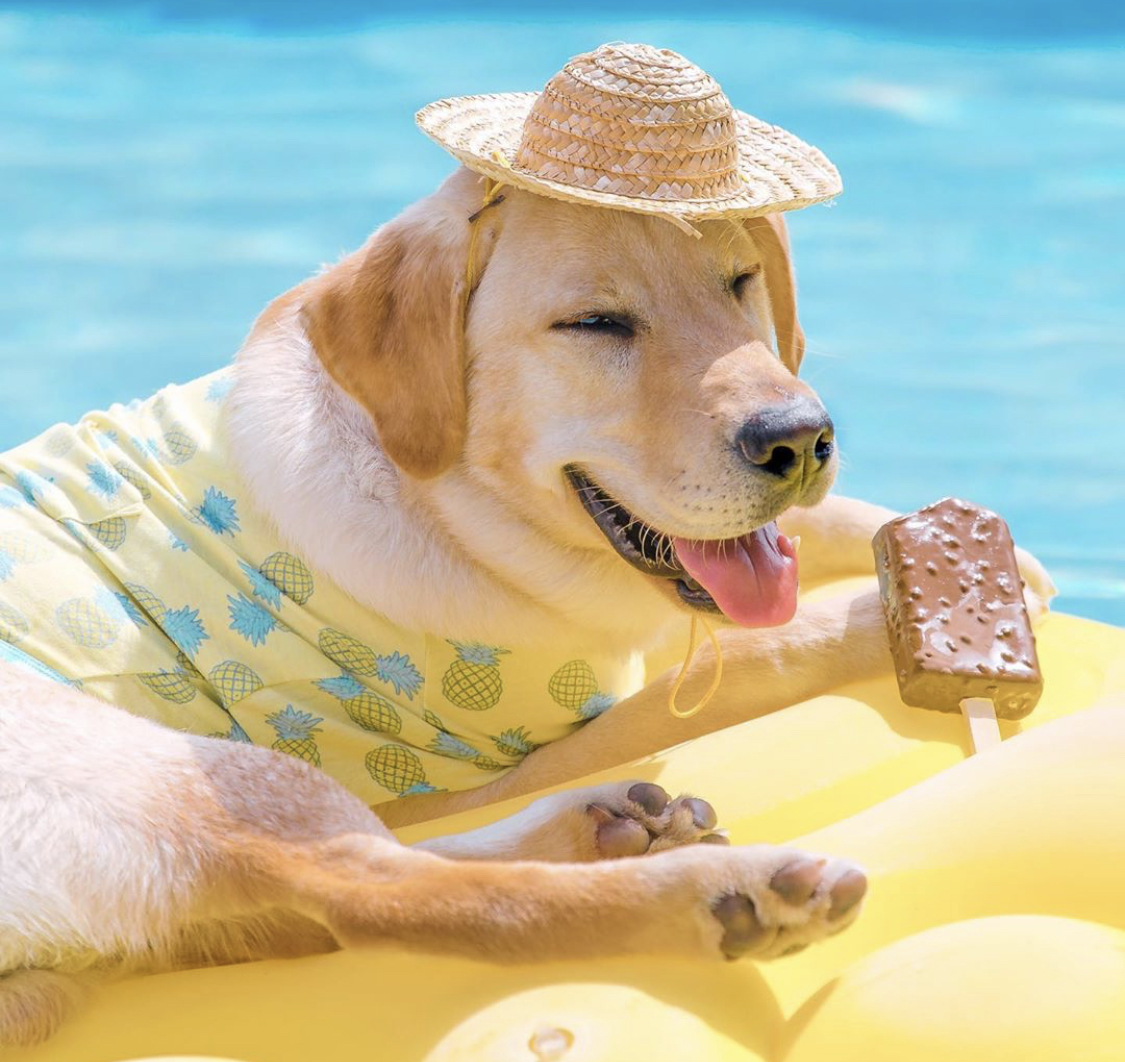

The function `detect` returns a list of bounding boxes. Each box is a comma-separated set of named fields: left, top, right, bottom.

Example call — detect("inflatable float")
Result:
left=10, top=601, right=1125, bottom=1062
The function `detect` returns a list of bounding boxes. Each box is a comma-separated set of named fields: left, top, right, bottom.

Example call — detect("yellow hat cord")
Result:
left=463, top=154, right=513, bottom=322
left=668, top=614, right=724, bottom=719
left=464, top=158, right=723, bottom=722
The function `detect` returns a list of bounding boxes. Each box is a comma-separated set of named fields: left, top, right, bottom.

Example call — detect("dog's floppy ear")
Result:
left=744, top=212, right=806, bottom=374
left=300, top=182, right=484, bottom=479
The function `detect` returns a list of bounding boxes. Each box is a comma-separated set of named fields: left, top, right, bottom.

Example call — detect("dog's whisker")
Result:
left=656, top=468, right=685, bottom=495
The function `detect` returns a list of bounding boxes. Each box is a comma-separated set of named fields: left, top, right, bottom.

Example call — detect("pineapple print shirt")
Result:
left=0, top=371, right=645, bottom=803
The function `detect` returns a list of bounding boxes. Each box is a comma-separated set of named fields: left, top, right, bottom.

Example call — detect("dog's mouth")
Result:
left=565, top=466, right=799, bottom=628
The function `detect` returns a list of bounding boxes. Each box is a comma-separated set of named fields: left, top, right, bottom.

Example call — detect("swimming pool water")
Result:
left=2, top=4, right=1123, bottom=624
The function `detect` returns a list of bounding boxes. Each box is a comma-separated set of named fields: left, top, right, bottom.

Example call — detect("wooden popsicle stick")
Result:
left=961, top=697, right=1002, bottom=753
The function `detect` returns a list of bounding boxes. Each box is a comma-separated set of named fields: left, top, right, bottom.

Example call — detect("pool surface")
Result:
left=2, top=2, right=1123, bottom=624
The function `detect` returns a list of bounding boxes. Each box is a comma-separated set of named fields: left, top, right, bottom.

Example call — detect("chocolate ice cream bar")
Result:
left=872, top=498, right=1043, bottom=750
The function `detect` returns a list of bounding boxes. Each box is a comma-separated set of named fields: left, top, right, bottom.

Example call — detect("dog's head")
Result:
left=301, top=167, right=836, bottom=628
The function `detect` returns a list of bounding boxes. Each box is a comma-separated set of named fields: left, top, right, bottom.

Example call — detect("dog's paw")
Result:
left=423, top=781, right=728, bottom=863
left=707, top=847, right=867, bottom=959
left=1015, top=545, right=1056, bottom=624
left=645, top=844, right=867, bottom=960
left=584, top=781, right=729, bottom=859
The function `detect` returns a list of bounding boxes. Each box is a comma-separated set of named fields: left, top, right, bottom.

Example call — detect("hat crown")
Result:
left=514, top=43, right=744, bottom=203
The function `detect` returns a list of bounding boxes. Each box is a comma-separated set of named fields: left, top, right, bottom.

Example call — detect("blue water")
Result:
left=2, top=3, right=1123, bottom=625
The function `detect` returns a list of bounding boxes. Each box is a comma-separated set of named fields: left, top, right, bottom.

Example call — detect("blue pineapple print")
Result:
left=247, top=553, right=315, bottom=606
left=266, top=705, right=323, bottom=766
left=209, top=661, right=263, bottom=708
left=239, top=560, right=282, bottom=607
left=158, top=416, right=197, bottom=465
left=365, top=744, right=440, bottom=796
left=113, top=592, right=147, bottom=627
left=576, top=692, right=617, bottom=720
left=0, top=532, right=46, bottom=583
left=425, top=717, right=504, bottom=772
left=317, top=628, right=377, bottom=675
left=209, top=715, right=253, bottom=743
left=86, top=461, right=123, bottom=500
left=93, top=587, right=147, bottom=629
left=137, top=667, right=197, bottom=704
left=374, top=651, right=422, bottom=699
left=113, top=460, right=151, bottom=499
left=206, top=374, right=235, bottom=403
left=428, top=731, right=481, bottom=760
left=130, top=436, right=163, bottom=462
left=316, top=673, right=367, bottom=701
left=227, top=593, right=281, bottom=647
left=192, top=487, right=241, bottom=536
left=548, top=660, right=617, bottom=719
left=55, top=597, right=119, bottom=649
left=402, top=782, right=443, bottom=795
left=315, top=672, right=402, bottom=735
left=15, top=470, right=50, bottom=505
left=0, top=602, right=30, bottom=644
left=492, top=727, right=540, bottom=758
left=163, top=604, right=209, bottom=659
left=442, top=642, right=509, bottom=711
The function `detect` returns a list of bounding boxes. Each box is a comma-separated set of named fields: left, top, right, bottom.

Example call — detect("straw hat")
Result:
left=416, top=42, right=841, bottom=234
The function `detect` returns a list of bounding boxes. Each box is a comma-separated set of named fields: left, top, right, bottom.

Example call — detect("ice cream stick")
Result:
left=961, top=696, right=1002, bottom=753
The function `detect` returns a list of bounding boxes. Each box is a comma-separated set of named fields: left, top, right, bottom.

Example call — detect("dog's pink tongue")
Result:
left=672, top=523, right=798, bottom=628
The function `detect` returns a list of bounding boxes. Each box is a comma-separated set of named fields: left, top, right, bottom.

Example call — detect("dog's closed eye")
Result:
left=553, top=313, right=636, bottom=339
left=732, top=266, right=762, bottom=298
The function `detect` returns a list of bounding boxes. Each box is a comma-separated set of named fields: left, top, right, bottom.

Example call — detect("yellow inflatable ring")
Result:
left=12, top=610, right=1125, bottom=1062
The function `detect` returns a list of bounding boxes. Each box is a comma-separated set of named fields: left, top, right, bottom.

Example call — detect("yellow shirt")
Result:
left=0, top=371, right=643, bottom=802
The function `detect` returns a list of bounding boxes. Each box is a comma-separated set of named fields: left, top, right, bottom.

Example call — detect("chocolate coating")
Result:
left=872, top=498, right=1042, bottom=720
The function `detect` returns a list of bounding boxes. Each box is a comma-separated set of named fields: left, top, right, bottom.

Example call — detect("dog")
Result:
left=0, top=158, right=1056, bottom=1046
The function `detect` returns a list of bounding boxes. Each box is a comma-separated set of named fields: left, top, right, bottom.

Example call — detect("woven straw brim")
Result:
left=416, top=92, right=842, bottom=223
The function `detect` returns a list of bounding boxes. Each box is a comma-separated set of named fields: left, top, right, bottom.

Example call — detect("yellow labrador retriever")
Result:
left=0, top=165, right=1053, bottom=1045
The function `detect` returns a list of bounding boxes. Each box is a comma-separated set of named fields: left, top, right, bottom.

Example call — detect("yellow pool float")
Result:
left=10, top=608, right=1125, bottom=1062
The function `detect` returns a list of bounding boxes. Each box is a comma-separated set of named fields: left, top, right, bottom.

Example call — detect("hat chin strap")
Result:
left=667, top=614, right=724, bottom=719
left=463, top=172, right=507, bottom=327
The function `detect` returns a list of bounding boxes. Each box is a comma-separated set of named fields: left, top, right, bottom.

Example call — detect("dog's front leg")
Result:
left=378, top=588, right=889, bottom=828
left=288, top=835, right=867, bottom=965
left=510, top=588, right=889, bottom=791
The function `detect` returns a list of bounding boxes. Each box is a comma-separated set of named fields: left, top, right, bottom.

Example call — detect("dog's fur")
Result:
left=0, top=166, right=1055, bottom=1045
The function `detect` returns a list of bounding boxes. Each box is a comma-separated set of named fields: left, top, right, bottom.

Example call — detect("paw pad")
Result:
left=828, top=868, right=867, bottom=921
left=709, top=854, right=867, bottom=960
left=626, top=782, right=670, bottom=816
left=771, top=858, right=824, bottom=905
left=585, top=782, right=726, bottom=858
left=586, top=803, right=650, bottom=858
left=713, top=893, right=772, bottom=958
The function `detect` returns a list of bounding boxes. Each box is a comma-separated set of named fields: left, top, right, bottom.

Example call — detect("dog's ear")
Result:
left=744, top=212, right=806, bottom=374
left=300, top=174, right=490, bottom=479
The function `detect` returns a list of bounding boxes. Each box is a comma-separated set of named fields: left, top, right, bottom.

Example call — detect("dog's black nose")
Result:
left=735, top=400, right=834, bottom=479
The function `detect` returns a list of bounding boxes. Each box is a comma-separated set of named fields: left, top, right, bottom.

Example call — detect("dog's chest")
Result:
left=0, top=372, right=643, bottom=803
